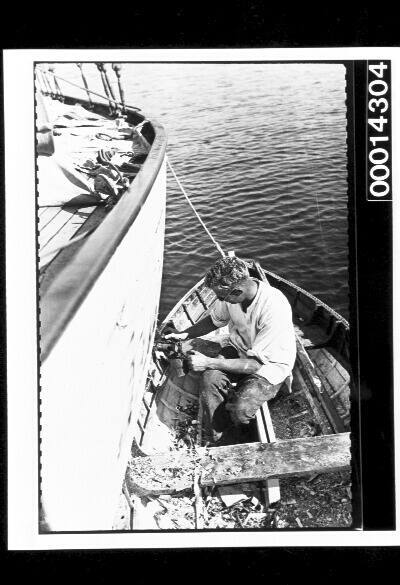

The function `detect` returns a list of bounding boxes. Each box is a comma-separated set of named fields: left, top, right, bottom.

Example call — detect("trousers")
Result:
left=199, top=346, right=282, bottom=445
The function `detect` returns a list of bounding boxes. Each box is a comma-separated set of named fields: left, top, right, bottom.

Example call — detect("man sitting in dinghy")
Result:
left=164, top=256, right=296, bottom=445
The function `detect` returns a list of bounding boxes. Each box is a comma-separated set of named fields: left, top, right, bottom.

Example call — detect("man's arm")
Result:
left=164, top=315, right=219, bottom=341
left=187, top=352, right=262, bottom=375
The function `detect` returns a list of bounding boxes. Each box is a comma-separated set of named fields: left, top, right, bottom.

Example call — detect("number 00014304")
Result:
left=367, top=61, right=391, bottom=199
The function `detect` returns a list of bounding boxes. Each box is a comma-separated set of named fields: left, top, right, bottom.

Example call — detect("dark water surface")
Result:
left=57, top=63, right=349, bottom=320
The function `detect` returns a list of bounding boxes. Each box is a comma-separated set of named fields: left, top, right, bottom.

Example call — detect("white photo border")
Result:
left=4, top=47, right=399, bottom=549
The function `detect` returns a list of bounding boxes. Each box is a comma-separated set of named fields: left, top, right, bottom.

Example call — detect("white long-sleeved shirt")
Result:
left=209, top=279, right=296, bottom=384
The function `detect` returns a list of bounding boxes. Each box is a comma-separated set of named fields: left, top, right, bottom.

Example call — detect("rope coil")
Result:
left=166, top=157, right=225, bottom=258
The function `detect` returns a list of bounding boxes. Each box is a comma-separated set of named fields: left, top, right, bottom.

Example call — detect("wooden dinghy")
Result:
left=124, top=260, right=352, bottom=530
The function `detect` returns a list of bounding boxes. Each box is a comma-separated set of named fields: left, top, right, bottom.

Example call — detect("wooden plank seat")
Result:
left=126, top=432, right=351, bottom=496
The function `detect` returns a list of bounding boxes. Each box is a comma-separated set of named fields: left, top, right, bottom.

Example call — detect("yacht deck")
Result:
left=37, top=98, right=150, bottom=292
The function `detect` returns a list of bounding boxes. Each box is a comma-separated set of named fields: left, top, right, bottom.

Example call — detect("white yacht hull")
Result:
left=40, top=160, right=166, bottom=531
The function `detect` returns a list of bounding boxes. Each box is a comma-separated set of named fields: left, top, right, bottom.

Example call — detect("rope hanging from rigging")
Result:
left=166, top=157, right=226, bottom=258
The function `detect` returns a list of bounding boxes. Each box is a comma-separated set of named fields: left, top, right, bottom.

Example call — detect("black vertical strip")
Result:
left=354, top=61, right=394, bottom=529
left=346, top=61, right=362, bottom=530
left=0, top=51, right=7, bottom=549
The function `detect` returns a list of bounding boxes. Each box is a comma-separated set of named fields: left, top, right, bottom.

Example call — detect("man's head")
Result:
left=204, top=256, right=252, bottom=304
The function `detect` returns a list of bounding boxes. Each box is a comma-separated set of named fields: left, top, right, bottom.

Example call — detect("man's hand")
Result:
left=163, top=331, right=189, bottom=342
left=162, top=315, right=218, bottom=343
left=186, top=351, right=213, bottom=372
left=160, top=323, right=189, bottom=341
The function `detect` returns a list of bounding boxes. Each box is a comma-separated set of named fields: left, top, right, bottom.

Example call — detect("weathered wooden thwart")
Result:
left=126, top=432, right=350, bottom=496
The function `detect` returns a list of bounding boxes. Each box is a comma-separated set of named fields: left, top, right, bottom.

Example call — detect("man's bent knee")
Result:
left=226, top=399, right=257, bottom=425
left=236, top=375, right=282, bottom=403
left=226, top=375, right=282, bottom=425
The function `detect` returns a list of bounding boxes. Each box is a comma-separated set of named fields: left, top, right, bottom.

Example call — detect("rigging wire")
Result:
left=37, top=67, right=141, bottom=112
left=166, top=157, right=226, bottom=258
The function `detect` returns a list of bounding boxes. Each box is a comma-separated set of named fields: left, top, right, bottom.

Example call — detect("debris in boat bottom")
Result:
left=158, top=494, right=172, bottom=501
left=131, top=469, right=352, bottom=530
left=274, top=514, right=289, bottom=529
left=145, top=482, right=272, bottom=530
left=288, top=410, right=308, bottom=420
left=218, top=485, right=248, bottom=508
left=217, top=483, right=259, bottom=508
left=307, top=473, right=320, bottom=483
left=203, top=487, right=271, bottom=529
left=250, top=496, right=262, bottom=509
left=151, top=493, right=196, bottom=530
left=243, top=512, right=267, bottom=526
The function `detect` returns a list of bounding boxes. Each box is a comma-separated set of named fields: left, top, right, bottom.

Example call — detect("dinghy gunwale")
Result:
left=159, top=262, right=349, bottom=364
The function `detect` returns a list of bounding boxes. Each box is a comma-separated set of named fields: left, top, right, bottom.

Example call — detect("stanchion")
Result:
left=76, top=63, right=94, bottom=108
left=112, top=63, right=126, bottom=113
